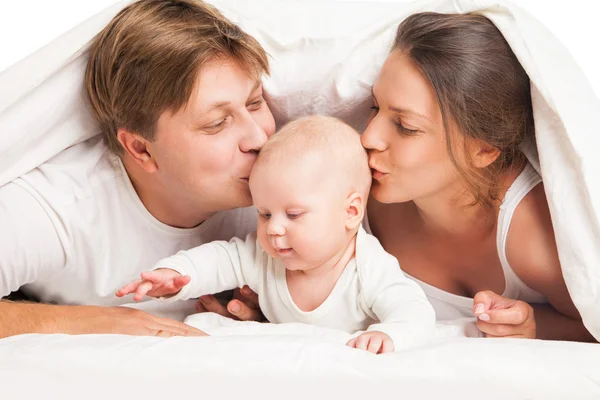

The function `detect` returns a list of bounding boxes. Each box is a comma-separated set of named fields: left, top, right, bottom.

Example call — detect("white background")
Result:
left=0, top=0, right=599, bottom=96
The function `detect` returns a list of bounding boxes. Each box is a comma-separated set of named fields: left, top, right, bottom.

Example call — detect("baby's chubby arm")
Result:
left=357, top=251, right=436, bottom=352
left=118, top=232, right=261, bottom=302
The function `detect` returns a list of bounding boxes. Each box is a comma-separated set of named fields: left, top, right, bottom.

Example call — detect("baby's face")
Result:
left=250, top=154, right=350, bottom=271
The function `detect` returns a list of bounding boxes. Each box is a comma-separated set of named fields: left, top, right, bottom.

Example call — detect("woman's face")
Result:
left=361, top=50, right=460, bottom=204
left=149, top=59, right=276, bottom=212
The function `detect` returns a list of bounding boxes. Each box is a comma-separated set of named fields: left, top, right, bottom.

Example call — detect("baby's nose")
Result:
left=267, top=219, right=285, bottom=236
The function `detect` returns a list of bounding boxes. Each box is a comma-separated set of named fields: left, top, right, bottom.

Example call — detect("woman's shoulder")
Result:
left=506, top=182, right=563, bottom=289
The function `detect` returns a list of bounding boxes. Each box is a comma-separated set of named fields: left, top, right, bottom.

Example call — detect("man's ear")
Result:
left=117, top=129, right=158, bottom=173
left=470, top=139, right=501, bottom=169
left=345, top=192, right=365, bottom=230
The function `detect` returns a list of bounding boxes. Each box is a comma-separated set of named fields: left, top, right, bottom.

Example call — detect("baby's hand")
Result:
left=346, top=331, right=394, bottom=354
left=116, top=269, right=191, bottom=301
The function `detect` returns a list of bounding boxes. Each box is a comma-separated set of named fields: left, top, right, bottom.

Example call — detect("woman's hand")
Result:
left=473, top=290, right=536, bottom=338
left=195, top=285, right=264, bottom=322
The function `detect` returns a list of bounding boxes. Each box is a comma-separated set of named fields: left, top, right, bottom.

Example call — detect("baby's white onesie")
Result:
left=156, top=226, right=436, bottom=351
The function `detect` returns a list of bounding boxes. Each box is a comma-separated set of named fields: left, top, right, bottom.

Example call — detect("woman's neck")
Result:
left=410, top=166, right=523, bottom=240
left=122, top=155, right=215, bottom=229
left=412, top=183, right=497, bottom=240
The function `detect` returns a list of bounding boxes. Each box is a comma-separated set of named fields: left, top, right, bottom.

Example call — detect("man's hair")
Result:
left=85, top=0, right=269, bottom=154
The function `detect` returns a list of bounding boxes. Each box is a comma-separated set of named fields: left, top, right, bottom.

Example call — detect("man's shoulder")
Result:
left=14, top=136, right=125, bottom=206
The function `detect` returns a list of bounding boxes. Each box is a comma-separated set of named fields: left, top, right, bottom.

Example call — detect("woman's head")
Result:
left=362, top=12, right=534, bottom=208
left=85, top=0, right=275, bottom=213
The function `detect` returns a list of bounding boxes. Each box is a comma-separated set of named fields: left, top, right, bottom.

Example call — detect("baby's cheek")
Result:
left=256, top=228, right=276, bottom=257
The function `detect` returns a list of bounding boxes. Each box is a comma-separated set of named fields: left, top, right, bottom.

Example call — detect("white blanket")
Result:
left=1, top=0, right=599, bottom=338
left=1, top=1, right=600, bottom=397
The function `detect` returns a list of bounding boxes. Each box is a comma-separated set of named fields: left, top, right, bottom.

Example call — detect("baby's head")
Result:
left=249, top=115, right=372, bottom=271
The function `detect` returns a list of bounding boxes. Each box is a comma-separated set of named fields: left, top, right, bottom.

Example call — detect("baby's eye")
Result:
left=258, top=211, right=271, bottom=220
left=286, top=213, right=302, bottom=220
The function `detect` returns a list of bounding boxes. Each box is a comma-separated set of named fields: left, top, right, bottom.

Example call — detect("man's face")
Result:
left=147, top=59, right=276, bottom=212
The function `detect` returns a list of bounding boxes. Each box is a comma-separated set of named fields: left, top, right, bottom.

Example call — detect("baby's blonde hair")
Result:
left=254, top=115, right=372, bottom=199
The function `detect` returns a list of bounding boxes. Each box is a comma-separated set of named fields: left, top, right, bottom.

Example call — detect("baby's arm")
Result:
left=357, top=252, right=436, bottom=352
left=122, top=232, right=260, bottom=302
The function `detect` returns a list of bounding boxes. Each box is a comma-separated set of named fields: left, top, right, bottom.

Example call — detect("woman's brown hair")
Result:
left=393, top=12, right=534, bottom=208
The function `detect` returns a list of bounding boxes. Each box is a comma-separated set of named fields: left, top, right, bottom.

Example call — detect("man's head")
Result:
left=249, top=115, right=372, bottom=270
left=85, top=0, right=276, bottom=219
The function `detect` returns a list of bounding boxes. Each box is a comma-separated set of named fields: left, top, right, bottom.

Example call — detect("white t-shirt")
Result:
left=0, top=136, right=257, bottom=306
left=158, top=226, right=436, bottom=351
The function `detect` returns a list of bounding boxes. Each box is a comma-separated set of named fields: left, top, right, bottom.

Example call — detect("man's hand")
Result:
left=0, top=301, right=207, bottom=338
left=63, top=305, right=208, bottom=337
left=195, top=285, right=264, bottom=321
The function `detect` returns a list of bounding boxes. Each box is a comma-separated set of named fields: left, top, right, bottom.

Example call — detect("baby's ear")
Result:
left=345, top=192, right=365, bottom=230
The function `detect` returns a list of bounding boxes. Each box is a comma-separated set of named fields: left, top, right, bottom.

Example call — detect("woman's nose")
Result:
left=361, top=116, right=387, bottom=152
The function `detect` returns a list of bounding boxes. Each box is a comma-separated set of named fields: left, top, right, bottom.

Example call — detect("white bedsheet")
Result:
left=4, top=300, right=597, bottom=398
left=1, top=320, right=599, bottom=399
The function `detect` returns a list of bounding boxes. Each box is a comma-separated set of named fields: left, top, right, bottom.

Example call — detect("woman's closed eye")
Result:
left=395, top=120, right=419, bottom=135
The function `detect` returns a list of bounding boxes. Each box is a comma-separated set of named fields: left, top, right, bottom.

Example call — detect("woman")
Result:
left=361, top=12, right=593, bottom=341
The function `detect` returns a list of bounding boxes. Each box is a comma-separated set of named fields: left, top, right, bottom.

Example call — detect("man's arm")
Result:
left=0, top=183, right=204, bottom=338
left=0, top=301, right=206, bottom=337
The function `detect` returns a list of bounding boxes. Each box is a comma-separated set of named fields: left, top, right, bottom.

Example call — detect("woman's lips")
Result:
left=370, top=166, right=388, bottom=180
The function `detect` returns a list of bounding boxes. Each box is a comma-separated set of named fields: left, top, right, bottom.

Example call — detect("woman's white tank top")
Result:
left=364, top=163, right=547, bottom=320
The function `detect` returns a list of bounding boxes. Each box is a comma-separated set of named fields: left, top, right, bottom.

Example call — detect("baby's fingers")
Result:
left=346, top=338, right=357, bottom=348
left=140, top=270, right=170, bottom=284
left=367, top=336, right=383, bottom=354
left=116, top=279, right=142, bottom=297
left=380, top=338, right=395, bottom=354
left=172, top=275, right=191, bottom=290
left=133, top=280, right=154, bottom=301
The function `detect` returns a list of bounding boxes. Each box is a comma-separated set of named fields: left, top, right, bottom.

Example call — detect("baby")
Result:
left=118, top=116, right=435, bottom=353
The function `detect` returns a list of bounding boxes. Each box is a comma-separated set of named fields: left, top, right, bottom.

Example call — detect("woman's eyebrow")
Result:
left=371, top=85, right=431, bottom=123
